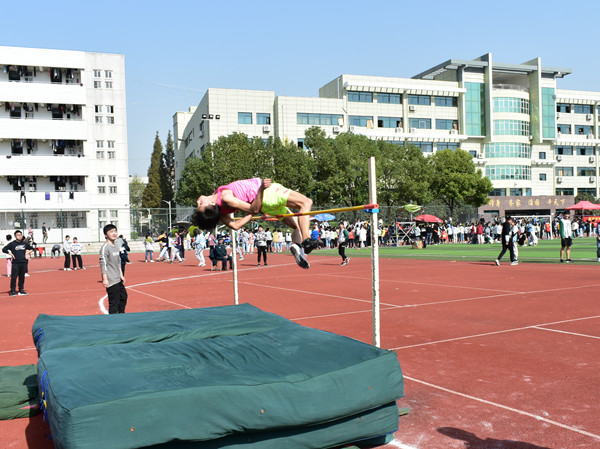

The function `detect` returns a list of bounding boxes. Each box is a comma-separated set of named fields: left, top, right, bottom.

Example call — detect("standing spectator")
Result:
left=144, top=234, right=155, bottom=262
left=156, top=231, right=170, bottom=262
left=193, top=229, right=206, bottom=267
left=348, top=227, right=355, bottom=248
left=476, top=221, right=484, bottom=244
left=240, top=228, right=250, bottom=254
left=338, top=223, right=350, bottom=266
left=265, top=228, right=273, bottom=253
left=358, top=224, right=368, bottom=248
left=99, top=224, right=127, bottom=314
left=2, top=230, right=33, bottom=296
left=4, top=234, right=12, bottom=277
left=70, top=237, right=85, bottom=270
left=248, top=230, right=255, bottom=254
left=285, top=229, right=292, bottom=251
left=63, top=235, right=72, bottom=271
left=42, top=223, right=49, bottom=244
left=494, top=217, right=516, bottom=266
left=272, top=229, right=281, bottom=253
left=559, top=212, right=573, bottom=263
left=255, top=225, right=268, bottom=267
left=116, top=235, right=131, bottom=274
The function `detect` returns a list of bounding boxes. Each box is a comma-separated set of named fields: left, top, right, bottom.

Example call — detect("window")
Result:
left=95, top=116, right=103, bottom=124
left=98, top=175, right=105, bottom=183
left=348, top=91, right=373, bottom=103
left=577, top=167, right=596, bottom=176
left=436, top=119, right=458, bottom=130
left=555, top=166, right=574, bottom=176
left=238, top=112, right=252, bottom=124
left=485, top=143, right=531, bottom=158
left=297, top=138, right=305, bottom=149
left=539, top=173, right=547, bottom=181
left=377, top=117, right=402, bottom=128
left=9, top=107, right=21, bottom=118
left=408, top=141, right=433, bottom=153
left=96, top=140, right=104, bottom=148
left=494, top=97, right=530, bottom=114
left=109, top=175, right=117, bottom=183
left=96, top=151, right=105, bottom=159
left=110, top=209, right=118, bottom=217
left=578, top=188, right=597, bottom=196
left=465, top=82, right=486, bottom=136
left=95, top=105, right=103, bottom=113
left=107, top=140, right=115, bottom=148
left=489, top=189, right=507, bottom=196
left=257, top=113, right=271, bottom=125
left=108, top=151, right=116, bottom=159
left=98, top=210, right=107, bottom=218
left=94, top=81, right=102, bottom=89
left=378, top=93, right=401, bottom=104
left=555, top=146, right=573, bottom=155
left=437, top=142, right=459, bottom=151
left=539, top=152, right=546, bottom=159
left=105, top=81, right=113, bottom=89
left=98, top=186, right=106, bottom=194
left=106, top=116, right=115, bottom=124
left=556, top=103, right=570, bottom=113
left=349, top=115, right=374, bottom=127
left=576, top=146, right=594, bottom=156
left=408, top=95, right=431, bottom=105
left=93, top=70, right=102, bottom=78
left=494, top=120, right=530, bottom=136
left=105, top=70, right=113, bottom=78
left=297, top=113, right=343, bottom=126
left=542, top=88, right=556, bottom=139
left=109, top=186, right=118, bottom=194
left=556, top=188, right=574, bottom=196
left=575, top=126, right=592, bottom=135
left=106, top=105, right=114, bottom=114
left=557, top=124, right=571, bottom=134
left=574, top=104, right=592, bottom=114
left=510, top=188, right=523, bottom=196
left=435, top=96, right=457, bottom=107
left=408, top=118, right=431, bottom=129
left=485, top=165, right=531, bottom=180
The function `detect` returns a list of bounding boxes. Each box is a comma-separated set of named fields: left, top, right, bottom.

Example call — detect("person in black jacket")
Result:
left=494, top=217, right=516, bottom=266
left=2, top=230, right=33, bottom=296
left=211, top=237, right=232, bottom=271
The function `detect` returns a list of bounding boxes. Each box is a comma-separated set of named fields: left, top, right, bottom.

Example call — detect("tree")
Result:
left=175, top=157, right=213, bottom=206
left=142, top=132, right=164, bottom=208
left=161, top=130, right=175, bottom=203
left=129, top=176, right=146, bottom=209
left=429, top=149, right=493, bottom=218
left=261, top=137, right=315, bottom=194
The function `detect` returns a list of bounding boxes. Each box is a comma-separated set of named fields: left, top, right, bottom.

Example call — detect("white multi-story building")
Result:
left=0, top=46, right=129, bottom=242
left=174, top=53, right=600, bottom=217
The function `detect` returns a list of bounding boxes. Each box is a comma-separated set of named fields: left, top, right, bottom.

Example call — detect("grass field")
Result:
left=314, top=237, right=600, bottom=265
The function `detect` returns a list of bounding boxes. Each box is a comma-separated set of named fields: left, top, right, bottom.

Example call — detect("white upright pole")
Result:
left=230, top=228, right=239, bottom=305
left=368, top=157, right=380, bottom=348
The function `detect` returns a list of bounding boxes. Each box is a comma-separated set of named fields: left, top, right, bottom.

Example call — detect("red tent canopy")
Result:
left=414, top=214, right=443, bottom=223
left=565, top=201, right=600, bottom=211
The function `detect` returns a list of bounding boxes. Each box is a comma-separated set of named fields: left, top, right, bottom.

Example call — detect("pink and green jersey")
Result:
left=214, top=178, right=262, bottom=214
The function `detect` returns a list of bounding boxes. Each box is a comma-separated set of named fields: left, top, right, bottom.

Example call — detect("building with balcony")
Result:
left=0, top=46, right=129, bottom=242
left=174, top=53, right=600, bottom=218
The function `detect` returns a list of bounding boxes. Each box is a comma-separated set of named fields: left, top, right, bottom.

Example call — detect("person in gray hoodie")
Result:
left=99, top=224, right=127, bottom=314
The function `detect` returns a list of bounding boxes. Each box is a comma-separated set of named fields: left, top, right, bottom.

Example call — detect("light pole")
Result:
left=162, top=200, right=172, bottom=234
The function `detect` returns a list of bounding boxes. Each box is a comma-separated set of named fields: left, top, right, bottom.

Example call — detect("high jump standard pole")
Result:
left=368, top=157, right=381, bottom=348
left=231, top=228, right=239, bottom=305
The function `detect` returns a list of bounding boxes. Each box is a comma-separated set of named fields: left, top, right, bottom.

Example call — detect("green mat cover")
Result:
left=0, top=364, right=40, bottom=420
left=35, top=305, right=404, bottom=449
left=32, top=304, right=290, bottom=355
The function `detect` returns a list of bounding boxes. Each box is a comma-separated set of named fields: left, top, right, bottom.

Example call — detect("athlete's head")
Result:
left=194, top=204, right=221, bottom=231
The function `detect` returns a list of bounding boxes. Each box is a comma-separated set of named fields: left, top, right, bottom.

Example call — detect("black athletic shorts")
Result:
left=561, top=237, right=572, bottom=248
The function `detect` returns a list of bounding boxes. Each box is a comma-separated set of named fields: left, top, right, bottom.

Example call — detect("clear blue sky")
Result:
left=4, top=0, right=600, bottom=176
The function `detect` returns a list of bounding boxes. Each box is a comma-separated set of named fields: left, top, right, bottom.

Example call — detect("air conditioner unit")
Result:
left=586, top=114, right=593, bottom=121
left=409, top=105, right=416, bottom=112
left=395, top=127, right=404, bottom=133
left=332, top=126, right=341, bottom=133
left=450, top=129, right=458, bottom=135
left=262, top=125, right=271, bottom=133
left=198, top=130, right=204, bottom=138
left=557, top=176, right=563, bottom=183
left=590, top=176, right=596, bottom=183
left=410, top=128, right=417, bottom=133
left=587, top=134, right=594, bottom=139
left=557, top=155, right=562, bottom=161
left=349, top=125, right=357, bottom=132
left=590, top=156, right=595, bottom=163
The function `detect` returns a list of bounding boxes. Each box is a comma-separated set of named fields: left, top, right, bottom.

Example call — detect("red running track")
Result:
left=0, top=250, right=599, bottom=448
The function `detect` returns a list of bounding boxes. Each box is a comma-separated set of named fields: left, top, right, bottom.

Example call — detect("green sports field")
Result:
left=321, top=237, right=600, bottom=265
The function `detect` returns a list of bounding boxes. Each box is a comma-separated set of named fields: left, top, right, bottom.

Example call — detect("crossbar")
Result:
left=264, top=204, right=379, bottom=219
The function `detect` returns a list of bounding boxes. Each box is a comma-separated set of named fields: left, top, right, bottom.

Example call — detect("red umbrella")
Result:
left=565, top=201, right=600, bottom=211
left=414, top=214, right=443, bottom=223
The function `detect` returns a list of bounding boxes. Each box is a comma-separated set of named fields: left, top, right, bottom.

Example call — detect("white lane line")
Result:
left=532, top=326, right=600, bottom=340
left=127, top=287, right=192, bottom=309
left=0, top=347, right=35, bottom=354
left=391, top=315, right=600, bottom=350
left=404, top=375, right=600, bottom=441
